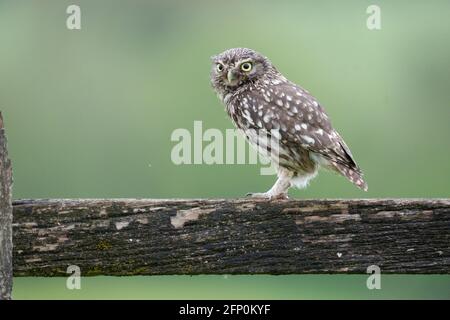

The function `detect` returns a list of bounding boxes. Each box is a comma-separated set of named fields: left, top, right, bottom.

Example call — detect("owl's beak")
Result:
left=227, top=69, right=239, bottom=85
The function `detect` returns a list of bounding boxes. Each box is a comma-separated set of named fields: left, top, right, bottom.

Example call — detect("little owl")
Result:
left=210, top=48, right=367, bottom=199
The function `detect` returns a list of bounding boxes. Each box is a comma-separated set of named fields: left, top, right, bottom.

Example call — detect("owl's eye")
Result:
left=240, top=62, right=253, bottom=72
left=216, top=63, right=224, bottom=72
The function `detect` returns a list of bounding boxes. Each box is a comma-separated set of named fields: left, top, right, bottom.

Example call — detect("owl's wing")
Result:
left=244, top=81, right=367, bottom=190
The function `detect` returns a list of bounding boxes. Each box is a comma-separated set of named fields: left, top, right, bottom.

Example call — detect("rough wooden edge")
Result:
left=0, top=112, right=13, bottom=299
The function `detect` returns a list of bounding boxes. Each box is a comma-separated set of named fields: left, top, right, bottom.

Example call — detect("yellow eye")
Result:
left=216, top=63, right=224, bottom=72
left=241, top=62, right=252, bottom=72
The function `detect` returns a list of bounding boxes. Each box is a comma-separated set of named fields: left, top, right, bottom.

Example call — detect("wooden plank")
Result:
left=0, top=112, right=13, bottom=299
left=12, top=198, right=450, bottom=276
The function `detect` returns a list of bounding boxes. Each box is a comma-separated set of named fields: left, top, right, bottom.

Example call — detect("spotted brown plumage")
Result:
left=211, top=48, right=367, bottom=199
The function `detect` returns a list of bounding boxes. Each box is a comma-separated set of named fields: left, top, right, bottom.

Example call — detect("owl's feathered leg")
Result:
left=246, top=168, right=293, bottom=200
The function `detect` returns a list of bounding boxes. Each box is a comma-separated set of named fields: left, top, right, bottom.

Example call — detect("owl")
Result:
left=210, top=48, right=367, bottom=199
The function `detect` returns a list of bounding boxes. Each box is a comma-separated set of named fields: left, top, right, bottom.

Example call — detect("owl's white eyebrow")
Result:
left=238, top=58, right=253, bottom=64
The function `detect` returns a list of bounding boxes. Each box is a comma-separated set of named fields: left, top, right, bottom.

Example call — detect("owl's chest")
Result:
left=225, top=94, right=258, bottom=131
left=226, top=97, right=269, bottom=149
left=226, top=102, right=245, bottom=128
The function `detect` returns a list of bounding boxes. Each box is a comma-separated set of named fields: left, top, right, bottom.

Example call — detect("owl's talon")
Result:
left=246, top=192, right=269, bottom=199
left=271, top=193, right=289, bottom=200
left=277, top=193, right=289, bottom=200
left=245, top=192, right=289, bottom=201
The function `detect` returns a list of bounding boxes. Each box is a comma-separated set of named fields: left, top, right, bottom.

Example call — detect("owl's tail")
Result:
left=331, top=162, right=368, bottom=191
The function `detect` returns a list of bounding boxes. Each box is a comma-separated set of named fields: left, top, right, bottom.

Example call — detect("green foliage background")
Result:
left=1, top=0, right=449, bottom=299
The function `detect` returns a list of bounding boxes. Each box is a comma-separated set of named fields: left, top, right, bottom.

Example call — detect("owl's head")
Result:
left=210, top=48, right=275, bottom=94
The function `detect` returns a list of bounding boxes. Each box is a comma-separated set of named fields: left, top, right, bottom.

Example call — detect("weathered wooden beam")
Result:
left=12, top=198, right=450, bottom=276
left=0, top=112, right=13, bottom=299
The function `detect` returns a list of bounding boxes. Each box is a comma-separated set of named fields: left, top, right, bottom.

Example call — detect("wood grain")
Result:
left=12, top=198, right=450, bottom=276
left=0, top=112, right=13, bottom=299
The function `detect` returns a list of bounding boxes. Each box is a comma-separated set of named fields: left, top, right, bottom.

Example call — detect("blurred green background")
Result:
left=1, top=0, right=449, bottom=299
